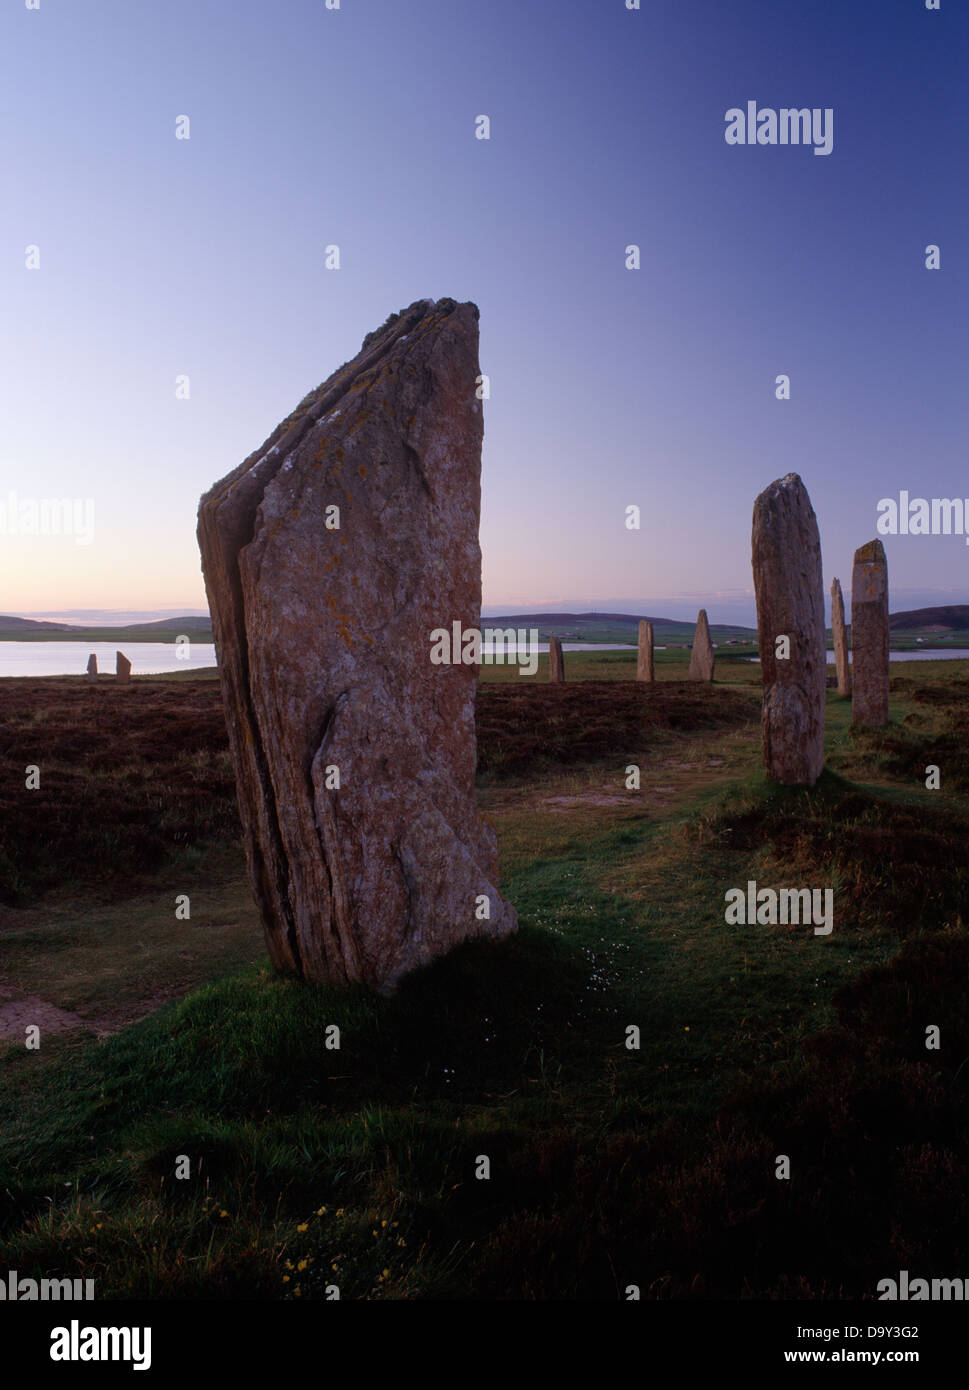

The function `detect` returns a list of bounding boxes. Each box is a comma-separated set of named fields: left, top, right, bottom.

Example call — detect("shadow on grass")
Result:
left=0, top=925, right=604, bottom=1192
left=688, top=767, right=969, bottom=937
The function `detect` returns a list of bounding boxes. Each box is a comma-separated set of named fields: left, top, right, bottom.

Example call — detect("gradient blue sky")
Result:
left=2, top=0, right=966, bottom=625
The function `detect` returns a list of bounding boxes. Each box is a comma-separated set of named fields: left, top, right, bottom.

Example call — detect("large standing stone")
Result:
left=637, top=620, right=654, bottom=682
left=197, top=298, right=517, bottom=993
left=548, top=636, right=565, bottom=683
left=86, top=653, right=98, bottom=683
left=688, top=610, right=715, bottom=681
left=830, top=577, right=851, bottom=695
left=851, top=539, right=889, bottom=727
left=751, top=473, right=826, bottom=785
left=116, top=652, right=131, bottom=684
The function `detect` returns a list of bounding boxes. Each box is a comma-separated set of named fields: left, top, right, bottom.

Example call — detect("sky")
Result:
left=2, top=0, right=966, bottom=627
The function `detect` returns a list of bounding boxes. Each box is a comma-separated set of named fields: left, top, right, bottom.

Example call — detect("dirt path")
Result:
left=0, top=967, right=124, bottom=1041
left=0, top=970, right=97, bottom=1040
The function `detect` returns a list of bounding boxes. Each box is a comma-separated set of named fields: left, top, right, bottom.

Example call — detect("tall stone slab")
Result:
left=751, top=473, right=826, bottom=785
left=197, top=298, right=517, bottom=993
left=830, top=577, right=851, bottom=695
left=688, top=610, right=715, bottom=681
left=548, top=636, right=565, bottom=683
left=116, top=652, right=131, bottom=684
left=86, top=653, right=98, bottom=683
left=851, top=539, right=889, bottom=727
left=637, top=620, right=654, bottom=682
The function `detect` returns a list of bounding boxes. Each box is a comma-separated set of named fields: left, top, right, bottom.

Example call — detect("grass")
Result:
left=0, top=623, right=213, bottom=643
left=1, top=653, right=968, bottom=1298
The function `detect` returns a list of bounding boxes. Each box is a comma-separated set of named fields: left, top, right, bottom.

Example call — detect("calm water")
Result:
left=2, top=640, right=968, bottom=678
left=0, top=641, right=218, bottom=677
left=0, top=640, right=633, bottom=676
left=481, top=642, right=636, bottom=655
left=746, top=650, right=969, bottom=665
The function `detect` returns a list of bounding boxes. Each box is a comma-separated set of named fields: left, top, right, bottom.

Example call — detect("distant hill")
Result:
left=0, top=614, right=213, bottom=642
left=111, top=616, right=213, bottom=635
left=486, top=611, right=675, bottom=627
left=0, top=614, right=72, bottom=631
left=485, top=612, right=756, bottom=635
left=889, top=605, right=969, bottom=632
left=4, top=602, right=967, bottom=644
left=486, top=607, right=969, bottom=638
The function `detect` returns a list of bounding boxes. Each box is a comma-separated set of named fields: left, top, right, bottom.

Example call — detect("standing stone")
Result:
left=116, top=651, right=131, bottom=684
left=548, top=636, right=565, bottom=683
left=197, top=298, right=517, bottom=993
left=637, top=620, right=654, bottom=682
left=830, top=577, right=851, bottom=695
left=751, top=473, right=826, bottom=786
left=86, top=653, right=98, bottom=683
left=851, top=539, right=890, bottom=727
left=688, top=610, right=715, bottom=681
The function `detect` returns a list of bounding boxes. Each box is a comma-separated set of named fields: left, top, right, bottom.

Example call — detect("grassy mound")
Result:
left=690, top=771, right=969, bottom=936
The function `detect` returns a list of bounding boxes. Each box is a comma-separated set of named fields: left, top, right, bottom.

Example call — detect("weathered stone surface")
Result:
left=86, top=653, right=98, bottom=682
left=831, top=577, right=851, bottom=695
left=548, top=636, right=565, bottom=683
left=197, top=298, right=517, bottom=993
left=688, top=610, right=715, bottom=681
left=637, top=620, right=654, bottom=682
left=116, top=652, right=131, bottom=684
left=751, top=473, right=826, bottom=786
left=851, top=538, right=889, bottom=727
